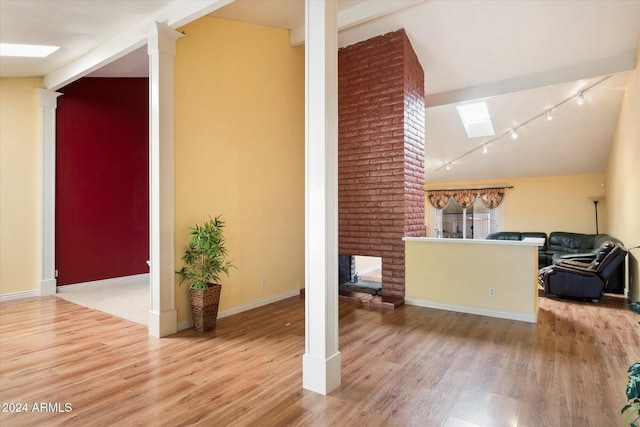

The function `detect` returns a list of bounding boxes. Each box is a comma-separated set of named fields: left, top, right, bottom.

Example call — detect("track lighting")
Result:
left=435, top=75, right=611, bottom=173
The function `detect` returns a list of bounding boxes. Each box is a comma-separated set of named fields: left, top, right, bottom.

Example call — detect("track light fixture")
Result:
left=435, top=75, right=612, bottom=173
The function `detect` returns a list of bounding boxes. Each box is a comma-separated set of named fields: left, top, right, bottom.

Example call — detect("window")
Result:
left=429, top=195, right=504, bottom=239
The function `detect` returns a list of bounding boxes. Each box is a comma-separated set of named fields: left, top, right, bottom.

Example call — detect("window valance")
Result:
left=426, top=186, right=512, bottom=209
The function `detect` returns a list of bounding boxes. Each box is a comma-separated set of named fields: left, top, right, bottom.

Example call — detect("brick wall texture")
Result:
left=338, top=29, right=425, bottom=299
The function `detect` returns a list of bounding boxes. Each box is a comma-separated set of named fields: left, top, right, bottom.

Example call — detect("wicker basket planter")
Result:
left=177, top=215, right=234, bottom=333
left=189, top=284, right=221, bottom=332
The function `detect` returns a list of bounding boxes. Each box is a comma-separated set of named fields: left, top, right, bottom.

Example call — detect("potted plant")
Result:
left=622, top=359, right=640, bottom=426
left=177, top=215, right=234, bottom=332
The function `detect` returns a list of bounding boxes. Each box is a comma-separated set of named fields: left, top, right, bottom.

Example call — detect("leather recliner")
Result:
left=538, top=241, right=627, bottom=301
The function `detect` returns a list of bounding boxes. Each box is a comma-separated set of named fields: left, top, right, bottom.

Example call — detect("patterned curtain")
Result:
left=480, top=188, right=505, bottom=209
left=453, top=190, right=476, bottom=209
left=428, top=191, right=451, bottom=209
left=427, top=187, right=509, bottom=210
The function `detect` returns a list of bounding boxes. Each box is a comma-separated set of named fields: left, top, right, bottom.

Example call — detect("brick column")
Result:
left=338, top=29, right=425, bottom=300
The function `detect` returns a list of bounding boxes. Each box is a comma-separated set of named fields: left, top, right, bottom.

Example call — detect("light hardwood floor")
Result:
left=0, top=292, right=638, bottom=426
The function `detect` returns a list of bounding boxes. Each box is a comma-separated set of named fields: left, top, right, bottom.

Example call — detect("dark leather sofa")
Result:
left=486, top=231, right=626, bottom=293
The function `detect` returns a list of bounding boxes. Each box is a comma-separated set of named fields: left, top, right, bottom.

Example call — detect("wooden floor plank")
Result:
left=1, top=293, right=638, bottom=426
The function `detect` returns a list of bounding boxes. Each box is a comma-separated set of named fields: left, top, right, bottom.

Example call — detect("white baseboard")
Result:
left=39, top=278, right=57, bottom=296
left=177, top=318, right=193, bottom=331
left=404, top=297, right=537, bottom=323
left=56, top=273, right=150, bottom=292
left=177, top=289, right=301, bottom=332
left=218, top=289, right=300, bottom=319
left=149, top=309, right=178, bottom=338
left=0, top=290, right=39, bottom=302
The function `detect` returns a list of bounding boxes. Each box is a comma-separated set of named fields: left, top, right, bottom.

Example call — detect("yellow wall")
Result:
left=0, top=78, right=43, bottom=295
left=606, top=36, right=640, bottom=301
left=405, top=239, right=539, bottom=319
left=426, top=173, right=606, bottom=236
left=174, top=17, right=305, bottom=321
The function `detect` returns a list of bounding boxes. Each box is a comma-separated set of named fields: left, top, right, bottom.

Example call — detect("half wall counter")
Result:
left=403, top=237, right=540, bottom=323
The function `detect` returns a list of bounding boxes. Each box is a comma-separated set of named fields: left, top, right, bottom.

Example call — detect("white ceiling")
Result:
left=1, top=0, right=638, bottom=183
left=0, top=0, right=174, bottom=77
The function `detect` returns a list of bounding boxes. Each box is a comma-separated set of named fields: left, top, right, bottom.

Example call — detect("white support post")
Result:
left=302, top=0, right=341, bottom=395
left=147, top=22, right=183, bottom=338
left=37, top=89, right=62, bottom=296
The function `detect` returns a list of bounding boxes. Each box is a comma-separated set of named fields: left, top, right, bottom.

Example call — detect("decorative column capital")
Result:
left=36, top=88, right=62, bottom=108
left=146, top=22, right=184, bottom=57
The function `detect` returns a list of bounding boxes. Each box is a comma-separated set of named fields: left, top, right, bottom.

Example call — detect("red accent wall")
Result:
left=338, top=29, right=425, bottom=299
left=56, top=78, right=149, bottom=286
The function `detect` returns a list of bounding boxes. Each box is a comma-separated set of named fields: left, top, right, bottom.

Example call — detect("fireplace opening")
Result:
left=339, top=255, right=382, bottom=296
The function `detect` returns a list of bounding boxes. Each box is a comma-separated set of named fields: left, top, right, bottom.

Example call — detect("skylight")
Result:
left=0, top=43, right=60, bottom=58
left=456, top=102, right=495, bottom=138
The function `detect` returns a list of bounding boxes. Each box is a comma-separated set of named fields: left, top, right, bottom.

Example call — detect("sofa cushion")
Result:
left=580, top=234, right=598, bottom=249
left=549, top=232, right=590, bottom=254
left=486, top=232, right=521, bottom=241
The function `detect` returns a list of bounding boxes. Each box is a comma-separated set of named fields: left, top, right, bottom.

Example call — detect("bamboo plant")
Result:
left=176, top=215, right=234, bottom=290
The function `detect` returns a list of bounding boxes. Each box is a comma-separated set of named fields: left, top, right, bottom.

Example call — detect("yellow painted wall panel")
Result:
left=606, top=36, right=640, bottom=301
left=174, top=17, right=305, bottom=321
left=405, top=239, right=538, bottom=316
left=0, top=78, right=43, bottom=295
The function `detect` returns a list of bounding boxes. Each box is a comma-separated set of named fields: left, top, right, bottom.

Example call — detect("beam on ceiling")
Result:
left=44, top=0, right=235, bottom=91
left=426, top=50, right=636, bottom=108
left=290, top=0, right=423, bottom=46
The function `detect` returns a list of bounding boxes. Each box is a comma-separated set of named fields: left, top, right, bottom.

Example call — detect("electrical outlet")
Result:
left=261, top=279, right=266, bottom=287
left=489, top=288, right=496, bottom=297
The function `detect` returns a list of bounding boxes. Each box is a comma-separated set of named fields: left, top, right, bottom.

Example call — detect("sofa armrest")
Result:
left=548, top=263, right=598, bottom=277
left=558, top=252, right=595, bottom=263
left=557, top=259, right=591, bottom=269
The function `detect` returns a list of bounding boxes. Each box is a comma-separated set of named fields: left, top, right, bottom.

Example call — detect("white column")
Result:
left=147, top=22, right=183, bottom=338
left=37, top=89, right=62, bottom=296
left=302, top=0, right=341, bottom=395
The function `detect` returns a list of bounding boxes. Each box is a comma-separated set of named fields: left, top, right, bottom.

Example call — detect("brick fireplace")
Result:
left=338, top=29, right=425, bottom=303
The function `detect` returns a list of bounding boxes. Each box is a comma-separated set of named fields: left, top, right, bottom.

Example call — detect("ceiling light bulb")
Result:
left=483, top=144, right=488, bottom=154
left=546, top=110, right=553, bottom=120
left=445, top=162, right=452, bottom=170
left=577, top=93, right=584, bottom=105
left=510, top=129, right=519, bottom=139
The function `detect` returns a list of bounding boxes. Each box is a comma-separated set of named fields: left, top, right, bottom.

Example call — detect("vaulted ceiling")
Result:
left=2, top=0, right=638, bottom=183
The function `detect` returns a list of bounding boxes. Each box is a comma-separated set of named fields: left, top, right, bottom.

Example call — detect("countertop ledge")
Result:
left=403, top=237, right=542, bottom=246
